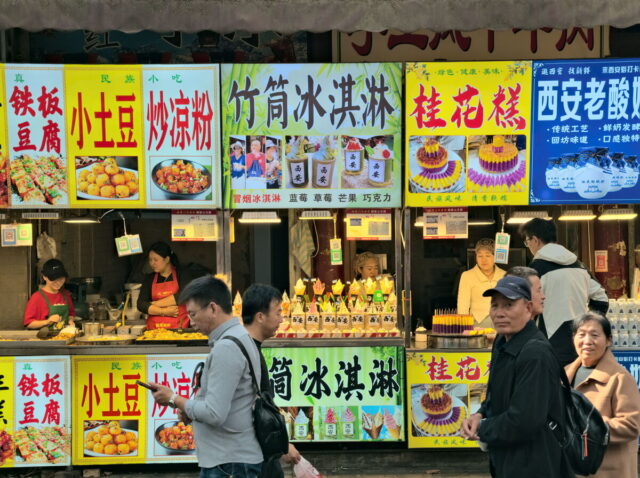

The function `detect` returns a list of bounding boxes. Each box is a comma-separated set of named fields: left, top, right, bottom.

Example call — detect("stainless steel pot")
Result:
left=82, top=322, right=102, bottom=336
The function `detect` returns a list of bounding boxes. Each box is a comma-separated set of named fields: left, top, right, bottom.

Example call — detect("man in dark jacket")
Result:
left=460, top=276, right=574, bottom=478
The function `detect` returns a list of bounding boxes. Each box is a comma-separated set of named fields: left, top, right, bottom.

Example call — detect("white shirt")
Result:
left=457, top=265, right=506, bottom=323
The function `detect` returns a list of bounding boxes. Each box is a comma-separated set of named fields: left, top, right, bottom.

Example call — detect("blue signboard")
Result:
left=613, top=350, right=640, bottom=390
left=530, top=59, right=640, bottom=204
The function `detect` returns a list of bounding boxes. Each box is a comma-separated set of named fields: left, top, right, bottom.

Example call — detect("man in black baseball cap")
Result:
left=460, top=275, right=573, bottom=478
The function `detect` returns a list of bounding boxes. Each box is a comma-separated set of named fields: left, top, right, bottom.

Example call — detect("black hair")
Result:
left=148, top=241, right=179, bottom=267
left=519, top=217, right=557, bottom=244
left=241, top=283, right=282, bottom=325
left=572, top=312, right=612, bottom=339
left=506, top=266, right=539, bottom=279
left=178, top=275, right=232, bottom=314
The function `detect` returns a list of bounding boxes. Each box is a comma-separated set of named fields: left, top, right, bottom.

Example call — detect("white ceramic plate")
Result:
left=76, top=165, right=140, bottom=200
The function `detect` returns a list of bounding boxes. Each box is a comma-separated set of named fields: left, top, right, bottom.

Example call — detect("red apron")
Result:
left=146, top=268, right=189, bottom=330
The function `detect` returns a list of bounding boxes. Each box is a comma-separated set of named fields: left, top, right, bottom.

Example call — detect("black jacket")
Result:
left=478, top=321, right=574, bottom=478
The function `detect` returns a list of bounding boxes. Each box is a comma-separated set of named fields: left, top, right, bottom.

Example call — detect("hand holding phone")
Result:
left=136, top=380, right=157, bottom=392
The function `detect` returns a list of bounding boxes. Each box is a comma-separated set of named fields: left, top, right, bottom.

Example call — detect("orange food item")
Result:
left=117, top=443, right=130, bottom=455
left=92, top=443, right=104, bottom=454
left=155, top=160, right=208, bottom=195
left=104, top=444, right=117, bottom=455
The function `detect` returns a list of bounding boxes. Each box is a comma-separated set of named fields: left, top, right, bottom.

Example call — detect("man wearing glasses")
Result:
left=149, top=276, right=264, bottom=478
left=520, top=218, right=608, bottom=366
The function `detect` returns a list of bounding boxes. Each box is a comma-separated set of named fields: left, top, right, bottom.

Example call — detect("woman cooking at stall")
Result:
left=24, top=259, right=76, bottom=330
left=137, top=241, right=193, bottom=330
left=457, top=238, right=506, bottom=328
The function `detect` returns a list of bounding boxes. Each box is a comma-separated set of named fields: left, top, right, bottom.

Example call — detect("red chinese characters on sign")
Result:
left=150, top=371, right=192, bottom=418
left=18, top=373, right=40, bottom=397
left=489, top=84, right=526, bottom=130
left=146, top=89, right=213, bottom=151
left=81, top=372, right=141, bottom=419
left=410, top=84, right=447, bottom=129
left=451, top=84, right=484, bottom=128
left=17, top=372, right=64, bottom=425
left=70, top=91, right=138, bottom=150
left=455, top=356, right=481, bottom=381
left=426, top=356, right=453, bottom=381
left=10, top=84, right=64, bottom=154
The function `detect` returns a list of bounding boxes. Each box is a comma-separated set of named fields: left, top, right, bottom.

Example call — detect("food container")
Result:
left=312, top=155, right=336, bottom=188
left=287, top=156, right=309, bottom=188
left=75, top=334, right=136, bottom=345
left=82, top=322, right=102, bottom=336
left=151, top=159, right=212, bottom=200
left=429, top=334, right=487, bottom=349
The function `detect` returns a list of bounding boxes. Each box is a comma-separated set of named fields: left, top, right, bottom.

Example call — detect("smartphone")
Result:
left=136, top=380, right=157, bottom=392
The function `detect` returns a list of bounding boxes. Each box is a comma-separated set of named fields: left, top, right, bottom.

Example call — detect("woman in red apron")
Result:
left=138, top=242, right=190, bottom=330
left=24, top=258, right=76, bottom=330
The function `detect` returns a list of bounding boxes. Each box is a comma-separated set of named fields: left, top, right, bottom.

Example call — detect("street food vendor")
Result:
left=457, top=238, right=506, bottom=327
left=137, top=241, right=193, bottom=330
left=354, top=251, right=382, bottom=280
left=24, top=259, right=76, bottom=330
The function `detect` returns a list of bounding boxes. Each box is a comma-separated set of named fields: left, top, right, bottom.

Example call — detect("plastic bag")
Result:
left=293, top=456, right=323, bottom=478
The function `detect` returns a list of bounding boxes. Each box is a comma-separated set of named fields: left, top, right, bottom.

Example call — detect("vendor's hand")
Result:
left=163, top=306, right=179, bottom=317
left=148, top=382, right=174, bottom=406
left=47, top=314, right=61, bottom=324
left=281, top=443, right=302, bottom=464
left=460, top=413, right=482, bottom=440
left=177, top=409, right=191, bottom=425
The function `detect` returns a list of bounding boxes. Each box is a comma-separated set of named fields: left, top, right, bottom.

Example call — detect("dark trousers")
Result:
left=538, top=317, right=577, bottom=366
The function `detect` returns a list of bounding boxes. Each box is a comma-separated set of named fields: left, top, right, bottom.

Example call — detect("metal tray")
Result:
left=429, top=334, right=488, bottom=349
left=75, top=334, right=136, bottom=345
left=0, top=330, right=75, bottom=347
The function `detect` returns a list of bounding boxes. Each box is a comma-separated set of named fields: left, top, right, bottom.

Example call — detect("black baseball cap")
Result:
left=483, top=276, right=531, bottom=301
left=42, top=259, right=68, bottom=281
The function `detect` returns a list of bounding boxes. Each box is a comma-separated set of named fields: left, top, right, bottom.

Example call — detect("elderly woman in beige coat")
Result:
left=565, top=312, right=640, bottom=478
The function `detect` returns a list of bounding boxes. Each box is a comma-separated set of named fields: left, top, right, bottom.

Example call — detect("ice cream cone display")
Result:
left=344, top=137, right=365, bottom=175
left=312, top=279, right=326, bottom=297
left=386, top=292, right=398, bottom=313
left=290, top=302, right=306, bottom=337
left=384, top=409, right=402, bottom=439
left=432, top=310, right=474, bottom=335
left=331, top=279, right=345, bottom=297
left=281, top=291, right=291, bottom=317
left=311, top=137, right=337, bottom=188
left=368, top=142, right=394, bottom=187
left=320, top=301, right=336, bottom=337
left=232, top=291, right=242, bottom=317
left=365, top=304, right=381, bottom=336
left=323, top=408, right=338, bottom=439
left=294, top=409, right=311, bottom=440
left=363, top=278, right=377, bottom=296
left=381, top=301, right=398, bottom=334
left=336, top=301, right=351, bottom=335
left=294, top=279, right=307, bottom=298
left=362, top=410, right=384, bottom=439
left=287, top=136, right=310, bottom=188
left=348, top=280, right=363, bottom=301
left=467, top=135, right=526, bottom=194
left=379, top=277, right=394, bottom=296
left=416, top=385, right=467, bottom=436
left=305, top=301, right=321, bottom=337
left=341, top=408, right=356, bottom=439
left=351, top=298, right=366, bottom=337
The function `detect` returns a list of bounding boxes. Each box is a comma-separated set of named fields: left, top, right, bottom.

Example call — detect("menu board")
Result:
left=406, top=351, right=490, bottom=448
left=262, top=346, right=404, bottom=442
left=405, top=61, right=532, bottom=207
left=143, top=66, right=221, bottom=208
left=4, top=65, right=69, bottom=208
left=72, top=355, right=147, bottom=465
left=530, top=59, right=640, bottom=204
left=64, top=66, right=145, bottom=208
left=0, top=356, right=71, bottom=468
left=221, top=63, right=402, bottom=209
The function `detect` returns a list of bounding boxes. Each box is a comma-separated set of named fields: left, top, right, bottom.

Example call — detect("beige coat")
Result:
left=565, top=350, right=640, bottom=478
left=456, top=265, right=505, bottom=324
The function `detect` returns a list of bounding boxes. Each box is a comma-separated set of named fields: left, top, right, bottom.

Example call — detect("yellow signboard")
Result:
left=405, top=61, right=531, bottom=207
left=64, top=65, right=145, bottom=208
left=0, top=66, right=8, bottom=208
left=72, top=356, right=147, bottom=464
left=406, top=350, right=490, bottom=448
left=0, top=357, right=14, bottom=467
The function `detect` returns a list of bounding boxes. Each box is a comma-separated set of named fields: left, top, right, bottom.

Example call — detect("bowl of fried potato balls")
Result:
left=77, top=157, right=139, bottom=199
left=84, top=421, right=138, bottom=456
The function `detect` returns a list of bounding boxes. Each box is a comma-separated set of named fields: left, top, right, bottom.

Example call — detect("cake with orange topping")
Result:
left=421, top=385, right=453, bottom=419
left=411, top=138, right=462, bottom=193
left=478, top=136, right=518, bottom=172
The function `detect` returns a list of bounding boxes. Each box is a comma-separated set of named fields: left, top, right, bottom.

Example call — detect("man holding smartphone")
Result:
left=149, top=276, right=263, bottom=478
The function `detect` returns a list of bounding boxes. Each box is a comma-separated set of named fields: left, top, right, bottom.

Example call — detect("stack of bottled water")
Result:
left=607, top=299, right=640, bottom=349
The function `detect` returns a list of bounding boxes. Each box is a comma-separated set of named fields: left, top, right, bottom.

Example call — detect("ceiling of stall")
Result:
left=2, top=0, right=639, bottom=33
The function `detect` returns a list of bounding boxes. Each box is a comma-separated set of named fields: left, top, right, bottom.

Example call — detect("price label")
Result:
left=346, top=209, right=392, bottom=241
left=423, top=207, right=468, bottom=240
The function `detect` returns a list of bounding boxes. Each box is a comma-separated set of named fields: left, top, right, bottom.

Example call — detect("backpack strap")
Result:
left=223, top=336, right=262, bottom=398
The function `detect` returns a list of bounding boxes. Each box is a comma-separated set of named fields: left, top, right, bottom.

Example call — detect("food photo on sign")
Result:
left=152, top=419, right=195, bottom=456
left=341, top=135, right=395, bottom=189
left=361, top=405, right=403, bottom=441
left=229, top=135, right=282, bottom=190
left=82, top=420, right=139, bottom=458
left=467, top=134, right=527, bottom=194
left=13, top=425, right=70, bottom=464
left=75, top=156, right=140, bottom=200
left=148, top=157, right=212, bottom=201
left=9, top=154, right=67, bottom=206
left=285, top=136, right=338, bottom=189
left=408, top=135, right=466, bottom=194
left=410, top=383, right=468, bottom=438
left=284, top=406, right=314, bottom=441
